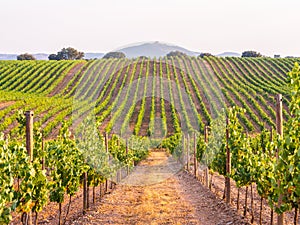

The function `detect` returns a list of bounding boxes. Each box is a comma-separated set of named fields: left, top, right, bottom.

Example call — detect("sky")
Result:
left=0, top=0, right=299, bottom=57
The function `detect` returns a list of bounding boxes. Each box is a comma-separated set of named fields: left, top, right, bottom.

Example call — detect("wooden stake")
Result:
left=205, top=168, right=209, bottom=188
left=270, top=125, right=274, bottom=224
left=83, top=172, right=87, bottom=213
left=35, top=212, right=38, bottom=225
left=25, top=111, right=33, bottom=225
left=270, top=127, right=273, bottom=142
left=93, top=185, right=95, bottom=204
left=187, top=134, right=190, bottom=171
left=41, top=137, right=45, bottom=170
left=251, top=183, right=254, bottom=223
left=25, top=111, right=34, bottom=162
left=204, top=125, right=208, bottom=142
left=87, top=183, right=89, bottom=209
left=58, top=203, right=62, bottom=225
left=259, top=196, right=263, bottom=225
left=99, top=183, right=102, bottom=199
left=271, top=208, right=274, bottom=225
left=105, top=133, right=109, bottom=192
left=244, top=186, right=248, bottom=217
left=204, top=126, right=209, bottom=188
left=193, top=132, right=197, bottom=178
left=294, top=207, right=298, bottom=225
left=225, top=118, right=231, bottom=204
left=126, top=139, right=129, bottom=175
left=276, top=94, right=283, bottom=137
left=237, top=188, right=240, bottom=211
left=276, top=94, right=284, bottom=225
left=209, top=172, right=213, bottom=190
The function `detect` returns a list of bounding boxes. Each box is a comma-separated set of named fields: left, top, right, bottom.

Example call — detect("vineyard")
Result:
left=0, top=57, right=298, bottom=138
left=0, top=56, right=299, bottom=224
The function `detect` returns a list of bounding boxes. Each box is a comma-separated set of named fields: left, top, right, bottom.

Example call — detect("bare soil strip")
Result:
left=71, top=151, right=248, bottom=225
left=0, top=101, right=15, bottom=110
left=49, top=63, right=85, bottom=97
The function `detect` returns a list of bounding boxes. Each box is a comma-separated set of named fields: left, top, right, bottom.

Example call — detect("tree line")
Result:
left=16, top=49, right=267, bottom=60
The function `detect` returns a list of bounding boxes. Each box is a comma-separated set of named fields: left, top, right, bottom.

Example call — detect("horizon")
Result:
left=0, top=41, right=297, bottom=58
left=1, top=0, right=299, bottom=57
left=0, top=41, right=241, bottom=56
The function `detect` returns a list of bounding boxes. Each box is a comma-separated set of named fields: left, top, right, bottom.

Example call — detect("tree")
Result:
left=103, top=52, right=126, bottom=59
left=166, top=51, right=187, bottom=58
left=242, top=51, right=262, bottom=58
left=48, top=54, right=58, bottom=60
left=199, top=53, right=213, bottom=58
left=48, top=47, right=84, bottom=60
left=17, top=53, right=36, bottom=60
left=139, top=56, right=149, bottom=60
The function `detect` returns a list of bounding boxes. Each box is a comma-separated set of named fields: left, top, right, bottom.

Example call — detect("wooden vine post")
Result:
left=105, top=132, right=109, bottom=192
left=126, top=139, right=129, bottom=175
left=193, top=132, right=197, bottom=178
left=25, top=111, right=34, bottom=225
left=117, top=136, right=120, bottom=183
left=225, top=117, right=231, bottom=204
left=204, top=126, right=209, bottom=188
left=187, top=134, right=190, bottom=172
left=276, top=94, right=284, bottom=225
left=25, top=111, right=34, bottom=162
left=83, top=172, right=87, bottom=213
left=41, top=136, right=45, bottom=170
left=269, top=127, right=274, bottom=225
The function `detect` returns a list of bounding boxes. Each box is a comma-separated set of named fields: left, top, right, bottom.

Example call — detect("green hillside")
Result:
left=0, top=56, right=298, bottom=139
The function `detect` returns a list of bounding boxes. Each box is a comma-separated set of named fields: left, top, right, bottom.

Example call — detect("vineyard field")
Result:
left=0, top=56, right=298, bottom=138
left=1, top=56, right=300, bottom=225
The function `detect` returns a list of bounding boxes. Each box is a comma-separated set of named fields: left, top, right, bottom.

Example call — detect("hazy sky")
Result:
left=0, top=0, right=299, bottom=56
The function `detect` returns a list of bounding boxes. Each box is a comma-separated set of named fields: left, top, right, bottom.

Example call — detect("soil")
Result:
left=75, top=61, right=105, bottom=99
left=226, top=59, right=290, bottom=121
left=196, top=170, right=300, bottom=225
left=138, top=97, right=151, bottom=136
left=182, top=58, right=213, bottom=118
left=49, top=63, right=85, bottom=97
left=0, top=101, right=15, bottom=110
left=87, top=60, right=116, bottom=102
left=9, top=150, right=298, bottom=225
left=70, top=150, right=248, bottom=225
left=221, top=59, right=276, bottom=122
left=128, top=97, right=177, bottom=137
left=204, top=58, right=261, bottom=131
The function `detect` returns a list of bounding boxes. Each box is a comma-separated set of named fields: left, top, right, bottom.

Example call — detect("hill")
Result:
left=0, top=53, right=48, bottom=60
left=0, top=53, right=104, bottom=60
left=217, top=52, right=241, bottom=57
left=115, top=41, right=200, bottom=58
left=0, top=54, right=18, bottom=60
left=84, top=53, right=104, bottom=59
left=0, top=56, right=297, bottom=139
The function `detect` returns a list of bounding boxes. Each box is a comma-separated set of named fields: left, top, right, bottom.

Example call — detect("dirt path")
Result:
left=71, top=151, right=247, bottom=225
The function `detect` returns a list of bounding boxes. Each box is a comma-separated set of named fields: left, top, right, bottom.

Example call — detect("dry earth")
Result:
left=71, top=150, right=248, bottom=225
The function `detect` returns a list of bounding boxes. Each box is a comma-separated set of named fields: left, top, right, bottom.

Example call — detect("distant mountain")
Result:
left=84, top=53, right=104, bottom=59
left=217, top=52, right=241, bottom=57
left=0, top=53, right=48, bottom=60
left=0, top=48, right=241, bottom=61
left=0, top=54, right=18, bottom=60
left=115, top=41, right=200, bottom=58
left=33, top=54, right=49, bottom=60
left=0, top=53, right=104, bottom=60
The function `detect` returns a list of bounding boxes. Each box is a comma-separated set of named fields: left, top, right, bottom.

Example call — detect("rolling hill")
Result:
left=115, top=41, right=200, bottom=58
left=0, top=56, right=297, bottom=139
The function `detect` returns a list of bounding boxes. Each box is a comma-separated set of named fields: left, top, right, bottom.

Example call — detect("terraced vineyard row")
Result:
left=0, top=57, right=298, bottom=139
